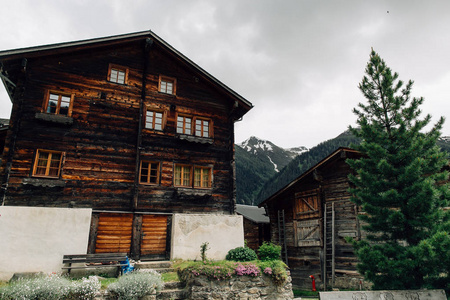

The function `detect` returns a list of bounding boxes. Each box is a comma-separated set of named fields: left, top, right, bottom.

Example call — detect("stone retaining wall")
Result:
left=183, top=272, right=294, bottom=300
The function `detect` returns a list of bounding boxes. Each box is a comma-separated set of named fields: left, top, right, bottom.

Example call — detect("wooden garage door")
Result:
left=140, top=215, right=168, bottom=256
left=95, top=213, right=133, bottom=253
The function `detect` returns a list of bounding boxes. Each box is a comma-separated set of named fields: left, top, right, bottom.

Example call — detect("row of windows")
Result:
left=42, top=64, right=211, bottom=138
left=33, top=150, right=212, bottom=189
left=44, top=69, right=175, bottom=119
left=140, top=161, right=211, bottom=188
left=145, top=110, right=212, bottom=138
left=107, top=63, right=176, bottom=95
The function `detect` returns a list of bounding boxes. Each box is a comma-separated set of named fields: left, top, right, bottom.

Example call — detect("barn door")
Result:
left=294, top=189, right=320, bottom=220
left=95, top=213, right=133, bottom=253
left=295, top=219, right=321, bottom=247
left=140, top=215, right=169, bottom=259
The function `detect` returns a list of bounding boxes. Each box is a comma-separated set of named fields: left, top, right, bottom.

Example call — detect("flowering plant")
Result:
left=234, top=263, right=260, bottom=277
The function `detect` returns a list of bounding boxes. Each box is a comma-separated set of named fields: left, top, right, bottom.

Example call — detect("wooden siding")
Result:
left=0, top=39, right=237, bottom=215
left=140, top=214, right=168, bottom=256
left=95, top=213, right=133, bottom=253
left=263, top=149, right=363, bottom=290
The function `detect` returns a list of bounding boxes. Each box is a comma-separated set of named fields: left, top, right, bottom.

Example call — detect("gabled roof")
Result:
left=236, top=204, right=269, bottom=224
left=258, top=147, right=361, bottom=207
left=0, top=30, right=253, bottom=114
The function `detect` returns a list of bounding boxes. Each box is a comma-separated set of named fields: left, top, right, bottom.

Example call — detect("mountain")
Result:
left=253, top=130, right=361, bottom=205
left=235, top=137, right=307, bottom=205
left=248, top=132, right=450, bottom=206
left=238, top=137, right=308, bottom=172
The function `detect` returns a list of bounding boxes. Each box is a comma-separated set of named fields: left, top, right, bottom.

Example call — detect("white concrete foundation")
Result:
left=170, top=213, right=244, bottom=260
left=0, top=206, right=92, bottom=281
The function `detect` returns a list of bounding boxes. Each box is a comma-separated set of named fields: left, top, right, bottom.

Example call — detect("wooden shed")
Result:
left=259, top=147, right=363, bottom=289
left=236, top=204, right=271, bottom=250
left=0, top=31, right=252, bottom=260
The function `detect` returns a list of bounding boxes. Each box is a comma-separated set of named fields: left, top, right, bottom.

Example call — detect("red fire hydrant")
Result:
left=309, top=275, right=316, bottom=292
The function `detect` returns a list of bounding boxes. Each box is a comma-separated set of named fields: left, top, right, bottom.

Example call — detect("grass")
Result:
left=99, top=277, right=117, bottom=289
left=293, top=289, right=319, bottom=297
left=161, top=271, right=179, bottom=282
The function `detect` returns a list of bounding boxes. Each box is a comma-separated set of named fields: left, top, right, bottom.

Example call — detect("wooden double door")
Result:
left=92, top=212, right=170, bottom=260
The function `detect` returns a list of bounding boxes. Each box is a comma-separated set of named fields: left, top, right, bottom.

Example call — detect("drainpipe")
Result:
left=132, top=38, right=153, bottom=211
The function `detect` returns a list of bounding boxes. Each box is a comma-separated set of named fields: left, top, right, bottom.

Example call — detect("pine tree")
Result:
left=347, top=50, right=450, bottom=291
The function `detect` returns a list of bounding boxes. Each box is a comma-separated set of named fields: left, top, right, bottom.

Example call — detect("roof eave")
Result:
left=258, top=147, right=360, bottom=207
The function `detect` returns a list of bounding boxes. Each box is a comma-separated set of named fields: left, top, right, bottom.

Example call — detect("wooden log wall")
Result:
left=0, top=39, right=237, bottom=215
left=264, top=152, right=363, bottom=289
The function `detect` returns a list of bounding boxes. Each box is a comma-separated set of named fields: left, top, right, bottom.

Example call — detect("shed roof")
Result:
left=236, top=204, right=269, bottom=224
left=258, top=147, right=361, bottom=207
left=0, top=118, right=9, bottom=130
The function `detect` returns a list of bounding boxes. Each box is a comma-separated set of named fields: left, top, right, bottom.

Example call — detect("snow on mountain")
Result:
left=237, top=136, right=308, bottom=173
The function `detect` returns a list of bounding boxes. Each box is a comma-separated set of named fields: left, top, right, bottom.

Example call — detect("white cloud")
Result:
left=2, top=0, right=450, bottom=148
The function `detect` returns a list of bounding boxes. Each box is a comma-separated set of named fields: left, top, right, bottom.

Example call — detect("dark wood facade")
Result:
left=259, top=148, right=363, bottom=289
left=236, top=204, right=271, bottom=250
left=0, top=31, right=252, bottom=259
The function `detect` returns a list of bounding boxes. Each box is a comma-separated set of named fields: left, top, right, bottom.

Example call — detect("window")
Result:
left=32, top=150, right=63, bottom=178
left=140, top=161, right=160, bottom=184
left=159, top=76, right=176, bottom=95
left=195, top=119, right=210, bottom=138
left=177, top=115, right=192, bottom=135
left=174, top=165, right=192, bottom=187
left=194, top=167, right=211, bottom=188
left=177, top=115, right=212, bottom=138
left=174, top=164, right=212, bottom=188
left=44, top=92, right=73, bottom=116
left=145, top=109, right=164, bottom=131
left=108, top=64, right=128, bottom=84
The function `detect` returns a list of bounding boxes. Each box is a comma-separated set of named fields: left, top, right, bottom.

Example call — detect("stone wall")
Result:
left=183, top=272, right=294, bottom=300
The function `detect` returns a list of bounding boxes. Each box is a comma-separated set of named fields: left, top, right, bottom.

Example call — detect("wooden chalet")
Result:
left=0, top=31, right=252, bottom=260
left=259, top=147, right=363, bottom=290
left=236, top=204, right=270, bottom=250
left=0, top=119, right=8, bottom=161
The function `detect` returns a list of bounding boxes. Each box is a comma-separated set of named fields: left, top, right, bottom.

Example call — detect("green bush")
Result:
left=226, top=246, right=258, bottom=261
left=107, top=270, right=163, bottom=300
left=258, top=242, right=281, bottom=261
left=258, top=260, right=288, bottom=285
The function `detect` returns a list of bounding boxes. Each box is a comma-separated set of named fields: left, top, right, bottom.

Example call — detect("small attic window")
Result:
left=159, top=76, right=176, bottom=95
left=108, top=64, right=128, bottom=85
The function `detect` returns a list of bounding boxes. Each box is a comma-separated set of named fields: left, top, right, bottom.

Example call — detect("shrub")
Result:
left=107, top=270, right=163, bottom=299
left=0, top=273, right=100, bottom=300
left=258, top=242, right=281, bottom=261
left=200, top=241, right=209, bottom=262
left=71, top=276, right=101, bottom=299
left=174, top=259, right=290, bottom=285
left=258, top=260, right=289, bottom=285
left=226, top=246, right=257, bottom=261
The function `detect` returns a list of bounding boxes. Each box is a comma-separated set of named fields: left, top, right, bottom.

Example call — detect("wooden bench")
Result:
left=62, top=253, right=129, bottom=275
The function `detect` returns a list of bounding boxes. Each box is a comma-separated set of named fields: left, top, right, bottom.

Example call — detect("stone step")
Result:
left=135, top=260, right=172, bottom=269
left=157, top=288, right=187, bottom=300
left=164, top=281, right=184, bottom=290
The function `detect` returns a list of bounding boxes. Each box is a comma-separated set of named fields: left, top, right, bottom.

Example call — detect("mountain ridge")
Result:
left=235, top=132, right=450, bottom=206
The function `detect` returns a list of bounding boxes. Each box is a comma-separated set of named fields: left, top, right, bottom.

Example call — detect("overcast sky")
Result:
left=1, top=0, right=449, bottom=148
